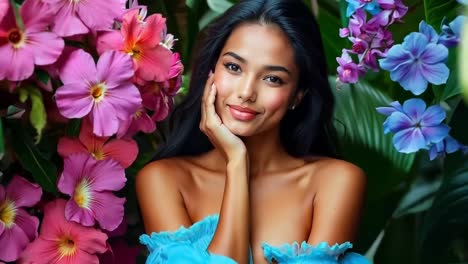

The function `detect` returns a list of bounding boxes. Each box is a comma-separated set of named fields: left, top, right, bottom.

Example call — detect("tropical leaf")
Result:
left=460, top=8, right=468, bottom=104
left=18, top=85, right=47, bottom=143
left=332, top=79, right=416, bottom=250
left=9, top=121, right=58, bottom=194
left=206, top=0, right=233, bottom=13
left=420, top=152, right=468, bottom=263
left=423, top=0, right=460, bottom=29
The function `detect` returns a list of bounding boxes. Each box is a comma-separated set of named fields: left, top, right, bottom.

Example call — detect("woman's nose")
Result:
left=236, top=76, right=257, bottom=102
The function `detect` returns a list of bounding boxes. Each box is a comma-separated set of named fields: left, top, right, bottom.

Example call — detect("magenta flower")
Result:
left=0, top=0, right=8, bottom=23
left=18, top=199, right=108, bottom=264
left=0, top=0, right=64, bottom=81
left=336, top=50, right=365, bottom=83
left=55, top=50, right=142, bottom=137
left=58, top=153, right=126, bottom=231
left=0, top=175, right=42, bottom=262
left=41, top=0, right=125, bottom=37
left=116, top=107, right=156, bottom=139
left=58, top=118, right=139, bottom=168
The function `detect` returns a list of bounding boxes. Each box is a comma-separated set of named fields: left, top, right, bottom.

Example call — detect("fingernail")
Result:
left=211, top=83, right=215, bottom=90
left=208, top=71, right=213, bottom=77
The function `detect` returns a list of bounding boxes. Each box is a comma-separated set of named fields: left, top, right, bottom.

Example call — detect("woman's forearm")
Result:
left=207, top=155, right=250, bottom=264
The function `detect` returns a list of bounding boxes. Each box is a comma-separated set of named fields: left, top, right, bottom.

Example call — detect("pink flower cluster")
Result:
left=337, top=0, right=408, bottom=84
left=0, top=0, right=182, bottom=262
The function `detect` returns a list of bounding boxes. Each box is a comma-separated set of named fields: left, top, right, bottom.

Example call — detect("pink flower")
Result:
left=0, top=175, right=42, bottom=262
left=97, top=9, right=173, bottom=83
left=58, top=153, right=126, bottom=231
left=58, top=118, right=139, bottom=168
left=0, top=0, right=64, bottom=81
left=41, top=0, right=125, bottom=37
left=18, top=199, right=108, bottom=264
left=336, top=49, right=365, bottom=84
left=55, top=50, right=142, bottom=137
left=116, top=107, right=156, bottom=138
left=0, top=0, right=8, bottom=23
left=139, top=82, right=172, bottom=122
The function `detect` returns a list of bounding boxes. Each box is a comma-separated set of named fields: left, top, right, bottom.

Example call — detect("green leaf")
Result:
left=460, top=8, right=468, bottom=104
left=17, top=86, right=47, bottom=143
left=393, top=177, right=442, bottom=218
left=420, top=152, right=468, bottom=263
left=423, top=0, right=459, bottom=29
left=206, top=0, right=233, bottom=13
left=10, top=121, right=58, bottom=194
left=35, top=69, right=50, bottom=85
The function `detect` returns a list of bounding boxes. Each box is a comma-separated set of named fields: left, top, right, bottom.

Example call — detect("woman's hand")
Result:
left=200, top=73, right=247, bottom=162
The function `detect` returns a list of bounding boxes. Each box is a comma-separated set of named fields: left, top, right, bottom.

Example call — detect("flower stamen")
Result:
left=73, top=179, right=91, bottom=208
left=58, top=236, right=77, bottom=258
left=0, top=200, right=17, bottom=228
left=7, top=29, right=26, bottom=48
left=90, top=83, right=107, bottom=102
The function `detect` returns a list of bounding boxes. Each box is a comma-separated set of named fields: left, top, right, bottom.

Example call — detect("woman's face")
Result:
left=213, top=23, right=299, bottom=137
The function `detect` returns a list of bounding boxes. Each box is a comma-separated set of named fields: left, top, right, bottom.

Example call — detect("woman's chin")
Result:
left=223, top=122, right=256, bottom=137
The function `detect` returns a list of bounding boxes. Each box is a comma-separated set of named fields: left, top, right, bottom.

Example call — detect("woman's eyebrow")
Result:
left=222, top=51, right=291, bottom=75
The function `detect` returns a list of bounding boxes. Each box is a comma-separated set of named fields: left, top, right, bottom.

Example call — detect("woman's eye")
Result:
left=224, top=63, right=241, bottom=72
left=264, top=76, right=284, bottom=85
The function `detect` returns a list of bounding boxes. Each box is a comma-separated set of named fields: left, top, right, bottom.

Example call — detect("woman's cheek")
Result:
left=262, top=90, right=290, bottom=112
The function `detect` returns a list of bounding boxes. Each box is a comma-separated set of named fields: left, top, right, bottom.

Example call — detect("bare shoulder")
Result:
left=307, top=157, right=366, bottom=191
left=306, top=157, right=367, bottom=244
left=136, top=158, right=193, bottom=233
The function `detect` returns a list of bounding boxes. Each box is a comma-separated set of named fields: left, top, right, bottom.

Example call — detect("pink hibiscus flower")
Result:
left=18, top=199, right=108, bottom=264
left=0, top=175, right=42, bottom=262
left=55, top=50, right=142, bottom=137
left=58, top=118, right=138, bottom=168
left=96, top=9, right=173, bottom=83
left=58, top=153, right=126, bottom=231
left=41, top=0, right=125, bottom=37
left=0, top=0, right=64, bottom=81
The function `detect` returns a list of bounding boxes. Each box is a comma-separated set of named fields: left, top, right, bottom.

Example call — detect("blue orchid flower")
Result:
left=376, top=99, right=450, bottom=153
left=379, top=32, right=449, bottom=95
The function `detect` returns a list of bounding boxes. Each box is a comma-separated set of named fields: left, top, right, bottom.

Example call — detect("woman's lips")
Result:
left=228, top=105, right=259, bottom=121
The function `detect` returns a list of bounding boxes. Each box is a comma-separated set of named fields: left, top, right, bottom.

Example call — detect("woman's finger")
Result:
left=200, top=72, right=214, bottom=129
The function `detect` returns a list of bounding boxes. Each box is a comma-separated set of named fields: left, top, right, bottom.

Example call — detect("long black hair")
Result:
left=154, top=0, right=338, bottom=160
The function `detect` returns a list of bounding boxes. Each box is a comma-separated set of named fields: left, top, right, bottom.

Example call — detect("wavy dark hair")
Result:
left=154, top=0, right=338, bottom=160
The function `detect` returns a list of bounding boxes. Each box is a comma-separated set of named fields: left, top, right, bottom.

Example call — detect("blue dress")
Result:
left=140, top=214, right=370, bottom=264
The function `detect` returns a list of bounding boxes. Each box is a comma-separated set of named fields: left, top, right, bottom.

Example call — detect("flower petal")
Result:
left=134, top=45, right=172, bottom=82
left=138, top=13, right=166, bottom=47
left=59, top=49, right=97, bottom=84
left=65, top=199, right=96, bottom=227
left=57, top=137, right=87, bottom=158
left=0, top=44, right=35, bottom=81
left=14, top=208, right=39, bottom=242
left=102, top=139, right=139, bottom=168
left=90, top=192, right=125, bottom=231
left=96, top=51, right=134, bottom=88
left=76, top=0, right=124, bottom=31
left=20, top=0, right=54, bottom=32
left=420, top=43, right=448, bottom=64
left=90, top=102, right=119, bottom=137
left=75, top=226, right=108, bottom=255
left=88, top=158, right=126, bottom=192
left=420, top=105, right=446, bottom=126
left=392, top=63, right=428, bottom=95
left=106, top=83, right=142, bottom=120
left=379, top=44, right=412, bottom=71
left=0, top=224, right=30, bottom=262
left=50, top=4, right=89, bottom=37
left=79, top=117, right=108, bottom=152
left=18, top=238, right=59, bottom=264
left=402, top=98, right=427, bottom=121
left=393, top=127, right=427, bottom=153
left=402, top=32, right=429, bottom=58
left=421, top=124, right=450, bottom=145
left=6, top=175, right=42, bottom=208
left=57, top=249, right=100, bottom=264
left=96, top=30, right=124, bottom=55
left=58, top=154, right=91, bottom=196
left=420, top=63, right=449, bottom=86
left=26, top=31, right=64, bottom=66
left=385, top=111, right=414, bottom=132
left=55, top=83, right=94, bottom=119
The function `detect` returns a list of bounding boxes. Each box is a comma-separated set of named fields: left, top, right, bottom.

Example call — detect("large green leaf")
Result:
left=10, top=121, right=58, bottom=194
left=460, top=8, right=468, bottom=103
left=420, top=152, right=468, bottom=263
left=423, top=0, right=460, bottom=29
left=332, top=79, right=416, bottom=250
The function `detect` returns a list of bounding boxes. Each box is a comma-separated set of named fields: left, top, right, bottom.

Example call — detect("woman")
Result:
left=137, top=0, right=369, bottom=263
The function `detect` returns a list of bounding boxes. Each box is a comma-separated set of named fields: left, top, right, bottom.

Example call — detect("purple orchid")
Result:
left=379, top=32, right=449, bottom=95
left=377, top=99, right=450, bottom=153
left=336, top=50, right=365, bottom=83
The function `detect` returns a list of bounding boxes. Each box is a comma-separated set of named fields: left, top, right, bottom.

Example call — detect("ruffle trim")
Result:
left=139, top=214, right=219, bottom=252
left=261, top=241, right=353, bottom=263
